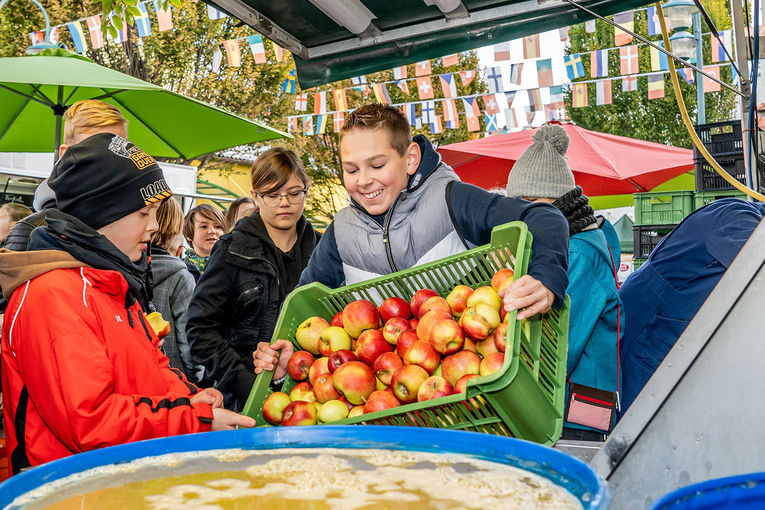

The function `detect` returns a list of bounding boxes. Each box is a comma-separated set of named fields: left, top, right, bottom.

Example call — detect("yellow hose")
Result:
left=656, top=2, right=765, bottom=201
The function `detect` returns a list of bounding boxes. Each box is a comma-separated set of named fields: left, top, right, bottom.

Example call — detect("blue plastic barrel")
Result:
left=0, top=426, right=608, bottom=509
left=651, top=472, right=765, bottom=509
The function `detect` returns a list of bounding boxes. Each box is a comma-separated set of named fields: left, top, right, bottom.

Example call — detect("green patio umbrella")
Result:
left=0, top=49, right=289, bottom=160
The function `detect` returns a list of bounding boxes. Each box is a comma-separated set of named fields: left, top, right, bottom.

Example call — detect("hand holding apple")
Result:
left=498, top=274, right=555, bottom=320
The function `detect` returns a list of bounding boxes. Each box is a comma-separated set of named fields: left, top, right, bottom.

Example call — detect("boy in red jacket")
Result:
left=0, top=133, right=254, bottom=474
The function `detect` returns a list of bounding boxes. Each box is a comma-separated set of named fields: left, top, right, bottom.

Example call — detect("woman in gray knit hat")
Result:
left=507, top=123, right=624, bottom=440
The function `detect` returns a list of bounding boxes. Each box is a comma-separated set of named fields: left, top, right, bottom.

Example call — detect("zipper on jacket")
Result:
left=382, top=192, right=405, bottom=273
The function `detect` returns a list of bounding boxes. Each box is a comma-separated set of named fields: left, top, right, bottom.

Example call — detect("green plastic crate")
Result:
left=693, top=190, right=746, bottom=210
left=242, top=221, right=570, bottom=446
left=633, top=258, right=647, bottom=270
left=633, top=191, right=694, bottom=225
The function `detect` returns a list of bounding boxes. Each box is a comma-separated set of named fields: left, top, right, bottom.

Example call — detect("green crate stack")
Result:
left=693, top=189, right=747, bottom=210
left=633, top=191, right=694, bottom=226
left=633, top=258, right=647, bottom=270
left=242, top=221, right=570, bottom=446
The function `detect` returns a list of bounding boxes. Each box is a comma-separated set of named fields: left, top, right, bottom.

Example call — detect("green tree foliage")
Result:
left=565, top=0, right=737, bottom=148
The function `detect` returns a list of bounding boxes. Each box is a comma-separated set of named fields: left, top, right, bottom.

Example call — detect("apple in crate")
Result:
left=330, top=311, right=343, bottom=327
left=417, top=376, right=454, bottom=402
left=403, top=340, right=440, bottom=374
left=378, top=296, right=411, bottom=323
left=319, top=326, right=352, bottom=356
left=396, top=329, right=419, bottom=358
left=295, top=317, right=329, bottom=355
left=313, top=373, right=341, bottom=403
left=409, top=289, right=439, bottom=318
left=477, top=336, right=501, bottom=357
left=281, top=400, right=318, bottom=426
left=461, top=303, right=500, bottom=340
left=338, top=395, right=354, bottom=411
left=491, top=268, right=514, bottom=291
left=390, top=365, right=429, bottom=404
left=466, top=286, right=502, bottom=312
left=463, top=338, right=477, bottom=352
left=308, top=357, right=331, bottom=386
left=455, top=374, right=480, bottom=393
left=327, top=349, right=357, bottom=373
left=417, top=295, right=451, bottom=319
left=382, top=317, right=409, bottom=345
left=342, top=299, right=380, bottom=338
left=416, top=309, right=452, bottom=343
left=373, top=351, right=403, bottom=385
left=446, top=285, right=473, bottom=317
left=287, top=351, right=314, bottom=381
left=364, top=390, right=401, bottom=413
left=493, top=322, right=508, bottom=353
left=333, top=361, right=376, bottom=405
left=409, top=318, right=419, bottom=330
left=442, top=350, right=481, bottom=386
left=289, top=381, right=316, bottom=403
left=317, top=399, right=349, bottom=423
left=262, top=391, right=292, bottom=424
left=348, top=405, right=366, bottom=418
left=355, top=329, right=393, bottom=367
left=430, top=318, right=465, bottom=355
left=480, top=352, right=505, bottom=376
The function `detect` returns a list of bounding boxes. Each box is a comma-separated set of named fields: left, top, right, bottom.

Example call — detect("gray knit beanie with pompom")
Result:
left=505, top=124, right=576, bottom=199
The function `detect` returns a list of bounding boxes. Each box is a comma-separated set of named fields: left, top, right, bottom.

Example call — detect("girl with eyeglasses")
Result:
left=186, top=147, right=320, bottom=411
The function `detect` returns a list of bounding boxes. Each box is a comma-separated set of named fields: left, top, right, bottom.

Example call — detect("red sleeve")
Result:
left=14, top=284, right=213, bottom=453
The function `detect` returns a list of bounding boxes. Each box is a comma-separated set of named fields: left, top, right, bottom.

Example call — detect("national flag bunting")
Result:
left=442, top=54, right=459, bottom=67
left=563, top=54, right=585, bottom=80
left=66, top=21, right=87, bottom=53
left=421, top=100, right=436, bottom=125
left=315, top=114, right=329, bottom=135
left=485, top=113, right=499, bottom=132
left=572, top=83, right=588, bottom=107
left=106, top=14, right=128, bottom=44
left=559, top=27, right=569, bottom=42
left=614, top=12, right=634, bottom=46
left=333, top=88, right=348, bottom=111
left=442, top=99, right=459, bottom=128
left=393, top=66, right=407, bottom=80
left=621, top=75, right=637, bottom=92
left=416, top=77, right=434, bottom=99
left=677, top=68, right=694, bottom=84
left=463, top=97, right=481, bottom=132
left=439, top=74, right=458, bottom=98
left=459, top=69, right=476, bottom=87
left=153, top=0, right=173, bottom=32
left=207, top=5, right=227, bottom=20
left=273, top=43, right=285, bottom=62
left=494, top=42, right=511, bottom=61
left=585, top=20, right=596, bottom=33
left=712, top=31, right=730, bottom=63
left=212, top=48, right=223, bottom=74
left=29, top=30, right=44, bottom=45
left=395, top=79, right=409, bottom=95
left=504, top=109, right=518, bottom=130
left=536, top=59, right=554, bottom=87
left=527, top=89, right=543, bottom=112
left=596, top=80, right=612, bottom=105
left=508, top=63, right=523, bottom=85
left=85, top=15, right=104, bottom=50
left=482, top=94, right=500, bottom=115
left=223, top=39, right=241, bottom=67
left=650, top=45, right=668, bottom=71
left=333, top=112, right=345, bottom=132
left=282, top=69, right=296, bottom=93
left=415, top=60, right=432, bottom=77
left=549, top=85, right=564, bottom=109
left=431, top=115, right=443, bottom=134
left=591, top=49, right=608, bottom=78
left=646, top=6, right=661, bottom=36
left=620, top=45, right=639, bottom=75
left=372, top=83, right=392, bottom=104
left=314, top=91, right=327, bottom=115
left=405, top=103, right=417, bottom=126
left=703, top=66, right=721, bottom=93
left=247, top=35, right=267, bottom=64
left=287, top=117, right=299, bottom=133
left=302, top=116, right=313, bottom=135
left=135, top=4, right=152, bottom=38
left=525, top=109, right=535, bottom=126
left=486, top=66, right=504, bottom=94
left=523, top=34, right=540, bottom=59
left=647, top=74, right=665, bottom=99
left=504, top=92, right=516, bottom=109
left=295, top=93, right=308, bottom=111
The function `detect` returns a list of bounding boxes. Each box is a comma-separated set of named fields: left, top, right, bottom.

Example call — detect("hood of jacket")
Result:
left=0, top=248, right=83, bottom=299
left=150, top=246, right=189, bottom=287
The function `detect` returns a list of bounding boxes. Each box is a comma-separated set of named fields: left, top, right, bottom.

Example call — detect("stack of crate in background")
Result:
left=632, top=120, right=756, bottom=269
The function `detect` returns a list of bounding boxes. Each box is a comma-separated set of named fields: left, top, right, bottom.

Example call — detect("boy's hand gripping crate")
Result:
left=242, top=221, right=570, bottom=446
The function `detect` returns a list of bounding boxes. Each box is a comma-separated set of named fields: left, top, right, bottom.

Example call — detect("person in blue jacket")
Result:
left=506, top=124, right=623, bottom=439
left=618, top=197, right=765, bottom=416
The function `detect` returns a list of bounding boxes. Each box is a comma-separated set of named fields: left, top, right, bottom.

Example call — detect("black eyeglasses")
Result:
left=257, top=188, right=307, bottom=207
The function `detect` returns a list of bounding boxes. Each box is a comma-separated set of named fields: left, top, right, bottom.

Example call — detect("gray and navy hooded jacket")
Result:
left=298, top=135, right=570, bottom=306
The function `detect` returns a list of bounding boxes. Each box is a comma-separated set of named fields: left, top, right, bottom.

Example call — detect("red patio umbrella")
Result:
left=437, top=122, right=694, bottom=196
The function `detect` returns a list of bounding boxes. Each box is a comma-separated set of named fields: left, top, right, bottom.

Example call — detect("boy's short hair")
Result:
left=340, top=103, right=413, bottom=156
left=225, top=196, right=257, bottom=232
left=0, top=202, right=32, bottom=222
left=151, top=198, right=183, bottom=249
left=182, top=203, right=225, bottom=243
left=250, top=147, right=310, bottom=194
left=64, top=100, right=127, bottom=145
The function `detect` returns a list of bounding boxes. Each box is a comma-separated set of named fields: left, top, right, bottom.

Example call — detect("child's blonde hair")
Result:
left=151, top=198, right=183, bottom=250
left=64, top=100, right=127, bottom=145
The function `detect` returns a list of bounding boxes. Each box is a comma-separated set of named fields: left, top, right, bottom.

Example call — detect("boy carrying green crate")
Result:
left=253, top=103, right=569, bottom=378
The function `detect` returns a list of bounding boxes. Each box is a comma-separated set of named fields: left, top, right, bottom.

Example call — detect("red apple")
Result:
left=319, top=326, right=352, bottom=356
left=477, top=336, right=501, bottom=358
left=466, top=286, right=502, bottom=312
left=446, top=285, right=473, bottom=317
left=308, top=357, right=331, bottom=386
left=455, top=374, right=480, bottom=393
left=493, top=322, right=508, bottom=353
left=429, top=318, right=465, bottom=355
left=364, top=390, right=401, bottom=413
left=355, top=329, right=393, bottom=367
left=262, top=391, right=292, bottom=424
left=295, top=316, right=329, bottom=355
left=461, top=303, right=500, bottom=340
left=382, top=317, right=410, bottom=345
left=287, top=350, right=314, bottom=381
left=441, top=350, right=481, bottom=386
left=417, top=375, right=454, bottom=402
left=403, top=340, right=440, bottom=375
left=289, top=381, right=316, bottom=403
left=378, top=297, right=411, bottom=323
left=409, top=289, right=439, bottom=318
left=333, top=360, right=376, bottom=405
left=491, top=268, right=515, bottom=291
left=416, top=309, right=452, bottom=343
left=463, top=338, right=477, bottom=352
left=417, top=295, right=451, bottom=319
left=313, top=372, right=341, bottom=403
left=480, top=352, right=505, bottom=376
left=348, top=405, right=366, bottom=418
left=330, top=311, right=344, bottom=327
left=342, top=299, right=380, bottom=338
left=396, top=329, right=419, bottom=358
left=390, top=365, right=429, bottom=404
left=409, top=318, right=419, bottom=330
left=373, top=351, right=403, bottom=385
left=328, top=349, right=358, bottom=373
left=281, top=400, right=317, bottom=426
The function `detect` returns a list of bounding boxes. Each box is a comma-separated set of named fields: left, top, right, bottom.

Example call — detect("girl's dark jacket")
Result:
left=185, top=213, right=319, bottom=411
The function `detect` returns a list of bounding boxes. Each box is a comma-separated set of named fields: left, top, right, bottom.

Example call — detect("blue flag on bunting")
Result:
left=564, top=54, right=585, bottom=80
left=135, top=4, right=152, bottom=38
left=282, top=69, right=296, bottom=93
left=66, top=21, right=87, bottom=53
